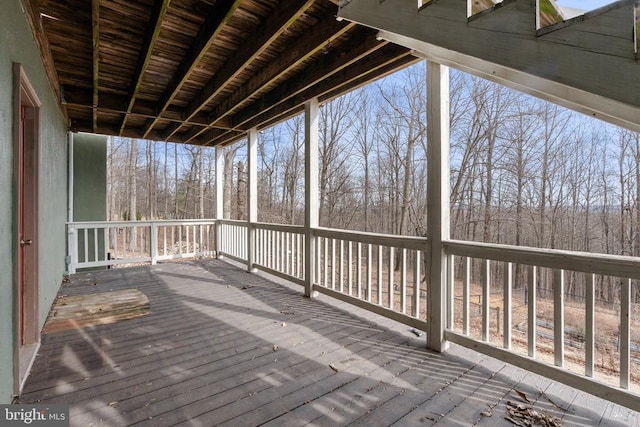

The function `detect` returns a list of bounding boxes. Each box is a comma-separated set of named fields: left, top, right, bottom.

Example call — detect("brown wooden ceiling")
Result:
left=26, top=0, right=417, bottom=146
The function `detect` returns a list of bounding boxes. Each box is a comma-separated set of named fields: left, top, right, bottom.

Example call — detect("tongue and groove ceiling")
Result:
left=25, top=0, right=417, bottom=146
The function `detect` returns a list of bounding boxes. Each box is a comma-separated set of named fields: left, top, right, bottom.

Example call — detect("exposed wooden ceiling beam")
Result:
left=243, top=45, right=414, bottom=131
left=180, top=14, right=354, bottom=144
left=141, top=0, right=243, bottom=139
left=118, top=0, right=171, bottom=135
left=204, top=41, right=411, bottom=147
left=92, top=0, right=99, bottom=133
left=231, top=29, right=387, bottom=130
left=162, top=0, right=316, bottom=142
left=21, top=0, right=68, bottom=122
left=64, top=86, right=233, bottom=129
left=207, top=17, right=355, bottom=127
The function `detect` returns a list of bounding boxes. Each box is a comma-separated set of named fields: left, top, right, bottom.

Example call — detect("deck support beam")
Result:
left=215, top=146, right=224, bottom=258
left=304, top=98, right=319, bottom=298
left=426, top=61, right=450, bottom=352
left=247, top=128, right=258, bottom=272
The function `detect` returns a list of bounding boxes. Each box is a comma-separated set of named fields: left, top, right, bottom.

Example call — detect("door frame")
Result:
left=13, top=63, right=41, bottom=395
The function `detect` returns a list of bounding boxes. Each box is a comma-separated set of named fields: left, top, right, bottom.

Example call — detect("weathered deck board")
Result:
left=20, top=259, right=640, bottom=426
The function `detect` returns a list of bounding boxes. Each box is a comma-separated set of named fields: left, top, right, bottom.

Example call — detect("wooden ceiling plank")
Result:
left=179, top=16, right=354, bottom=144
left=231, top=29, right=387, bottom=129
left=205, top=16, right=355, bottom=128
left=179, top=20, right=354, bottom=144
left=200, top=38, right=408, bottom=147
left=163, top=0, right=316, bottom=142
left=243, top=45, right=414, bottom=131
left=238, top=53, right=417, bottom=137
left=22, top=0, right=68, bottom=123
left=118, top=0, right=172, bottom=135
left=141, top=0, right=243, bottom=139
left=92, top=0, right=100, bottom=133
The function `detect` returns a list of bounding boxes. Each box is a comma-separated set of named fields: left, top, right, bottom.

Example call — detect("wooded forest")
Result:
left=107, top=63, right=640, bottom=302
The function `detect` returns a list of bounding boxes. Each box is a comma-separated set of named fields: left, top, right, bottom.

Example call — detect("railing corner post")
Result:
left=67, top=224, right=76, bottom=274
left=150, top=222, right=158, bottom=265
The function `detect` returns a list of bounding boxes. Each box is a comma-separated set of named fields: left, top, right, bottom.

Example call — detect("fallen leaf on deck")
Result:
left=515, top=389, right=531, bottom=403
left=329, top=363, right=339, bottom=372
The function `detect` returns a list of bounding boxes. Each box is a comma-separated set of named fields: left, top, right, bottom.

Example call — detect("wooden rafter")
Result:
left=21, top=0, right=67, bottom=122
left=141, top=0, right=243, bottom=139
left=201, top=38, right=411, bottom=147
left=231, top=29, right=387, bottom=130
left=207, top=17, right=355, bottom=128
left=162, top=0, right=316, bottom=142
left=243, top=45, right=414, bottom=133
left=118, top=0, right=172, bottom=136
left=92, top=0, right=99, bottom=133
left=180, top=14, right=354, bottom=144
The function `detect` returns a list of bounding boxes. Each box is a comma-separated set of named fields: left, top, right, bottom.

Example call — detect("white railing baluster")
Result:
left=331, top=239, right=336, bottom=290
left=414, top=251, right=421, bottom=318
left=323, top=237, right=328, bottom=287
left=348, top=241, right=353, bottom=296
left=93, top=228, right=98, bottom=262
left=366, top=243, right=372, bottom=302
left=401, top=248, right=407, bottom=314
left=482, top=259, right=490, bottom=342
left=554, top=269, right=565, bottom=367
left=463, top=256, right=470, bottom=335
left=585, top=273, right=594, bottom=377
left=388, top=247, right=395, bottom=310
left=316, top=236, right=321, bottom=284
left=357, top=242, right=362, bottom=299
left=377, top=245, right=383, bottom=305
left=503, top=262, right=512, bottom=350
left=447, top=254, right=454, bottom=330
left=339, top=240, right=344, bottom=293
left=620, top=278, right=631, bottom=389
left=103, top=226, right=109, bottom=262
left=83, top=228, right=89, bottom=263
left=528, top=266, right=537, bottom=358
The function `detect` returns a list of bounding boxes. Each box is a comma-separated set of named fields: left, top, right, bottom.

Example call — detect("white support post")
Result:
left=426, top=60, right=450, bottom=352
left=67, top=132, right=76, bottom=274
left=215, top=146, right=224, bottom=258
left=304, top=98, right=319, bottom=298
left=150, top=222, right=158, bottom=265
left=247, top=128, right=258, bottom=272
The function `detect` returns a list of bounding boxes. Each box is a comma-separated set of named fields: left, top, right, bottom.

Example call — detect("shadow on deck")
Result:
left=20, top=259, right=640, bottom=426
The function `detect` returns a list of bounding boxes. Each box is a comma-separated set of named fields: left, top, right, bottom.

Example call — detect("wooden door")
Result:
left=14, top=63, right=40, bottom=348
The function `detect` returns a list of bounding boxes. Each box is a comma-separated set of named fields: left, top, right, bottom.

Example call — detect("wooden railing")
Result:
left=443, top=240, right=640, bottom=409
left=313, top=228, right=427, bottom=331
left=66, top=220, right=640, bottom=409
left=66, top=220, right=215, bottom=272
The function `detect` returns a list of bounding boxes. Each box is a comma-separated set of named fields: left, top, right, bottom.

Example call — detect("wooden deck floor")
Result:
left=21, top=259, right=640, bottom=426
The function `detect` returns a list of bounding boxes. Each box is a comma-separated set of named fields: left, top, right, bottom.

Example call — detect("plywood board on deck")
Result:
left=43, top=289, right=149, bottom=333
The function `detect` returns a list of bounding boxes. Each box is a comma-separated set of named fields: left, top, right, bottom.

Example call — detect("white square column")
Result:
left=304, top=99, right=319, bottom=297
left=247, top=128, right=258, bottom=271
left=215, top=145, right=224, bottom=258
left=426, top=61, right=450, bottom=352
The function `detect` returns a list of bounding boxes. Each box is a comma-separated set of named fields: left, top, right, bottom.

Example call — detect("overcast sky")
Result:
left=555, top=0, right=615, bottom=10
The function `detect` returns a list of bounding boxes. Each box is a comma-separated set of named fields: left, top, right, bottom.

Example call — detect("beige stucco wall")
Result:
left=0, top=0, right=68, bottom=402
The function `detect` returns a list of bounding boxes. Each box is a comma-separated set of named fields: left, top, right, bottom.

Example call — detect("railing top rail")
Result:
left=68, top=219, right=216, bottom=227
left=253, top=222, right=305, bottom=233
left=217, top=219, right=248, bottom=226
left=314, top=227, right=428, bottom=250
left=445, top=239, right=640, bottom=279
